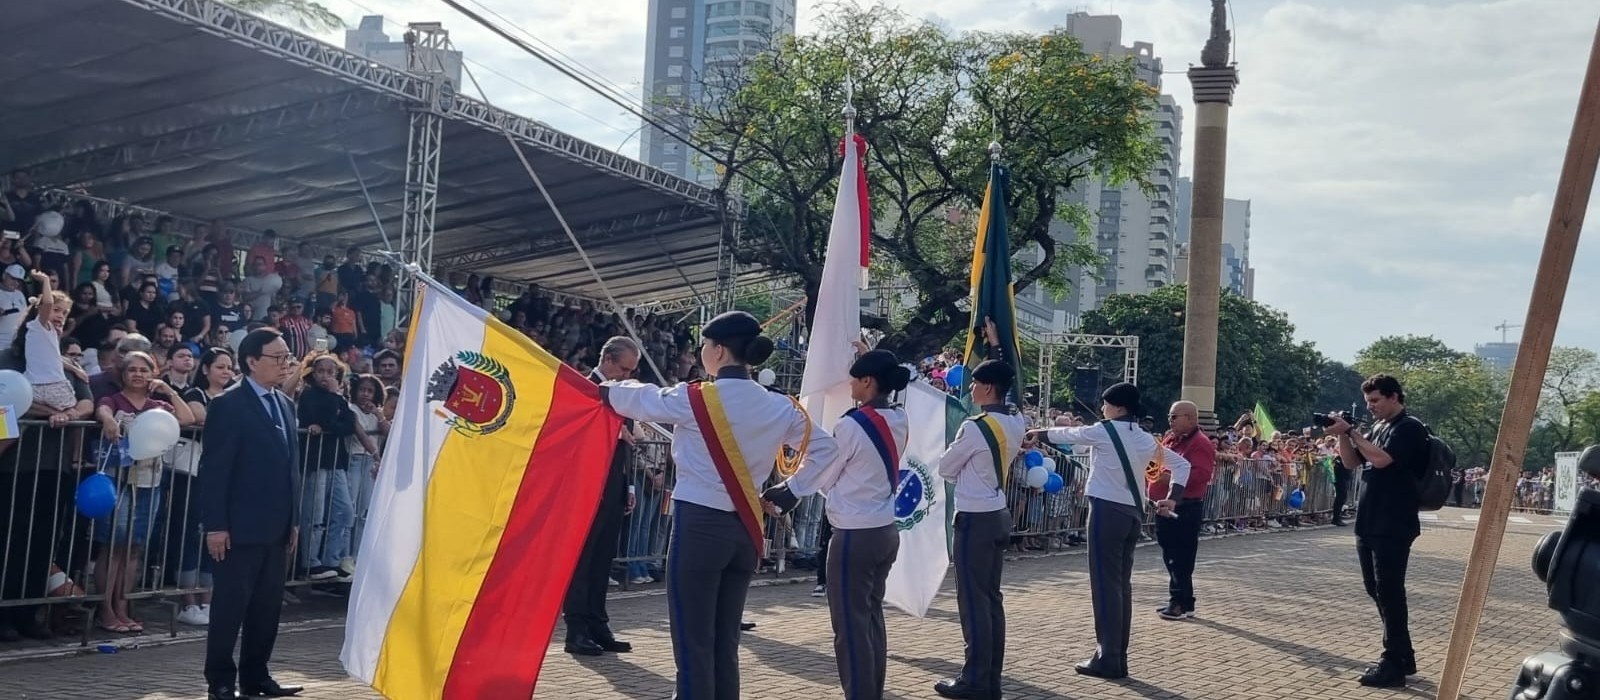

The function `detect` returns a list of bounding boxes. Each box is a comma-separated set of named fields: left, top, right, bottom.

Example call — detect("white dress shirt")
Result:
left=1047, top=419, right=1192, bottom=508
left=783, top=406, right=908, bottom=529
left=939, top=409, right=1028, bottom=514
left=606, top=376, right=838, bottom=513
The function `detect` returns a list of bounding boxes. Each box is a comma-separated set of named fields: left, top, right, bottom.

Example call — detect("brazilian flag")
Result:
left=960, top=160, right=1024, bottom=404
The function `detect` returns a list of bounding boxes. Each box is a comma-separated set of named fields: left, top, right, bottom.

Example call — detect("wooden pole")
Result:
left=1436, top=18, right=1600, bottom=700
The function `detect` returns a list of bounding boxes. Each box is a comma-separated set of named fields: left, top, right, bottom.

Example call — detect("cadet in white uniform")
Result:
left=1034, top=382, right=1191, bottom=680
left=764, top=349, right=910, bottom=700
left=601, top=311, right=836, bottom=700
left=933, top=360, right=1027, bottom=700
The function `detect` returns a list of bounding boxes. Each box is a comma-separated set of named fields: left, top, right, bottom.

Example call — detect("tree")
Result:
left=1353, top=335, right=1465, bottom=375
left=1315, top=359, right=1365, bottom=415
left=689, top=6, right=1162, bottom=357
left=1535, top=346, right=1600, bottom=453
left=223, top=0, right=343, bottom=32
left=1073, top=286, right=1322, bottom=429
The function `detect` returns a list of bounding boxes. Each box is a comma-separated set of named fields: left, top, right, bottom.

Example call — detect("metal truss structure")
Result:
left=1036, top=332, right=1140, bottom=411
left=398, top=23, right=450, bottom=315
left=433, top=205, right=713, bottom=270
left=118, top=0, right=719, bottom=207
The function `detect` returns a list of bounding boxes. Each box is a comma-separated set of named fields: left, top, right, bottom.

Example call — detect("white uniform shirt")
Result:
left=939, top=409, right=1028, bottom=513
left=784, top=406, right=908, bottom=529
left=606, top=376, right=838, bottom=513
left=1047, top=420, right=1193, bottom=508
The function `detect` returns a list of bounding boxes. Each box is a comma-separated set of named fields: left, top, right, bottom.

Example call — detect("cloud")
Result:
left=323, top=0, right=1600, bottom=362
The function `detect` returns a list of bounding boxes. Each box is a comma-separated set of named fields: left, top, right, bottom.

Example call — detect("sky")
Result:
left=302, top=0, right=1600, bottom=363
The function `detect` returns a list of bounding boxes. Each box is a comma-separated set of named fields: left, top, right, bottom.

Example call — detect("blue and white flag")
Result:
left=884, top=380, right=961, bottom=617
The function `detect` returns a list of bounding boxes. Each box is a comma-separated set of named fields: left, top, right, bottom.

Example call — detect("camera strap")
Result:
left=1100, top=420, right=1147, bottom=520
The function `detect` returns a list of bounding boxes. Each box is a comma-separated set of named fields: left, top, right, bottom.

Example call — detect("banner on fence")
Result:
left=885, top=380, right=962, bottom=617
left=1554, top=451, right=1582, bottom=513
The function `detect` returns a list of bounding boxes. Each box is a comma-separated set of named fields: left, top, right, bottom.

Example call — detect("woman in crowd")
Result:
left=69, top=228, right=105, bottom=287
left=297, top=354, right=377, bottom=581
left=600, top=311, right=837, bottom=700
left=167, top=347, right=235, bottom=626
left=93, top=350, right=196, bottom=634
left=123, top=281, right=163, bottom=337
left=345, top=373, right=387, bottom=561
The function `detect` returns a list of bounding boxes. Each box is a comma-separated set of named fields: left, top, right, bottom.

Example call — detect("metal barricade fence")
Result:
left=1, top=419, right=1370, bottom=632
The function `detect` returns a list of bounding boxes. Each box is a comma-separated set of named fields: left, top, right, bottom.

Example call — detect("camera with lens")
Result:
left=1512, top=444, right=1600, bottom=699
left=1311, top=410, right=1360, bottom=428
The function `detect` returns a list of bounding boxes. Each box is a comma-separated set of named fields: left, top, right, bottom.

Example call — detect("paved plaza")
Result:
left=0, top=507, right=1572, bottom=699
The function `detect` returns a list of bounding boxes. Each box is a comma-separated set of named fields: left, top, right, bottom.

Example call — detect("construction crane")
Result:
left=1494, top=320, right=1523, bottom=344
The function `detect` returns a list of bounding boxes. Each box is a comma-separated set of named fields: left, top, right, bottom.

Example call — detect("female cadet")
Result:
left=764, top=348, right=911, bottom=700
left=601, top=310, right=837, bottom=700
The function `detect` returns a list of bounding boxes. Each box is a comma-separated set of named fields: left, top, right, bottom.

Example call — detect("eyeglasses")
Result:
left=261, top=352, right=295, bottom=363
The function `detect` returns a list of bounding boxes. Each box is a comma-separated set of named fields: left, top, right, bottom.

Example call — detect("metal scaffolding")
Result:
left=396, top=23, right=450, bottom=313
left=1037, top=333, right=1140, bottom=410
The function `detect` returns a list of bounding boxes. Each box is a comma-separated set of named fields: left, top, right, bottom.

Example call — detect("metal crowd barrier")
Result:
left=1, top=418, right=1372, bottom=642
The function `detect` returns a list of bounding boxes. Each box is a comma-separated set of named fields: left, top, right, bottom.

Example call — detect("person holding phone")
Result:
left=0, top=265, right=30, bottom=350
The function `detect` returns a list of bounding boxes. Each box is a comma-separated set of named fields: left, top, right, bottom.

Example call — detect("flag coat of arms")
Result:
left=883, top=380, right=967, bottom=617
left=341, top=277, right=622, bottom=699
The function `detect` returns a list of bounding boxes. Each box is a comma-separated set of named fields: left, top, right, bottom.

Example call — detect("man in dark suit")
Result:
left=199, top=328, right=304, bottom=700
left=564, top=336, right=640, bottom=656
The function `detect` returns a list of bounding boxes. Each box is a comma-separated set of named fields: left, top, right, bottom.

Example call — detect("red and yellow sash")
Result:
left=685, top=383, right=766, bottom=560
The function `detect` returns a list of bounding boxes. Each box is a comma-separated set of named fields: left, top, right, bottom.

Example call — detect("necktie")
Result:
left=266, top=392, right=288, bottom=447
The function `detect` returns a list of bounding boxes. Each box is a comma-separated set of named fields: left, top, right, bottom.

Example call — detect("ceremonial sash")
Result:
left=969, top=413, right=1011, bottom=492
left=1101, top=419, right=1148, bottom=521
left=685, top=383, right=766, bottom=560
left=845, top=406, right=900, bottom=492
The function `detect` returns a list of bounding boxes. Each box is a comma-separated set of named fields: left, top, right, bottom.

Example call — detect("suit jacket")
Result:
left=198, top=379, right=302, bottom=546
left=592, top=369, right=631, bottom=508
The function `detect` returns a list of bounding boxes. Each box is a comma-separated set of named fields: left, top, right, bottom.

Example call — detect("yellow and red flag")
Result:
left=341, top=275, right=621, bottom=699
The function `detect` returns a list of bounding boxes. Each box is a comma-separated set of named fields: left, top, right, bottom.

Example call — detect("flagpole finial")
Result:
left=843, top=74, right=857, bottom=124
left=988, top=141, right=1001, bottom=161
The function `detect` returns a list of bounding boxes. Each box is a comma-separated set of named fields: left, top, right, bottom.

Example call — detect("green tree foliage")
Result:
left=1354, top=335, right=1503, bottom=467
left=1073, top=286, right=1321, bottom=429
left=688, top=5, right=1162, bottom=357
left=1315, top=359, right=1366, bottom=414
left=223, top=0, right=343, bottom=32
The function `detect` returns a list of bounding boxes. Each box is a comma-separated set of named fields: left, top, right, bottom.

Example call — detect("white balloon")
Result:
left=0, top=369, right=33, bottom=412
left=1026, top=466, right=1050, bottom=489
left=1041, top=456, right=1057, bottom=472
left=757, top=368, right=777, bottom=386
left=128, top=409, right=182, bottom=460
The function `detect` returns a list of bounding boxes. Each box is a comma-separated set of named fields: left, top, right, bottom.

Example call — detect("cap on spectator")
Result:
left=3, top=264, right=25, bottom=280
left=1101, top=382, right=1143, bottom=417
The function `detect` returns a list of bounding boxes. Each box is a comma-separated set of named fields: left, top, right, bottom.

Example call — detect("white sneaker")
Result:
left=339, top=557, right=357, bottom=577
left=630, top=576, right=653, bottom=585
left=177, top=605, right=208, bottom=626
left=811, top=584, right=825, bottom=597
left=608, top=578, right=620, bottom=587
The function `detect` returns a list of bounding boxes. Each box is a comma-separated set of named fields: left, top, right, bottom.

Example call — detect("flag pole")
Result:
left=1436, top=19, right=1600, bottom=700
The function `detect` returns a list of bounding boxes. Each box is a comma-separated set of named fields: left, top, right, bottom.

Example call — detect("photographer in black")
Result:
left=1323, top=374, right=1429, bottom=688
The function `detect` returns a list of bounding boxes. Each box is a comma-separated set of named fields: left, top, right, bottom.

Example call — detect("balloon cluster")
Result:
left=1023, top=449, right=1065, bottom=494
left=76, top=410, right=184, bottom=518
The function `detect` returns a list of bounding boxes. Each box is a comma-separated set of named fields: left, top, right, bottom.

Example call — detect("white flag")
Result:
left=884, top=380, right=954, bottom=617
left=798, top=132, right=866, bottom=431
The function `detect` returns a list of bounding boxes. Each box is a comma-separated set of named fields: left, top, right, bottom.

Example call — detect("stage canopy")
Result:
left=0, top=0, right=740, bottom=306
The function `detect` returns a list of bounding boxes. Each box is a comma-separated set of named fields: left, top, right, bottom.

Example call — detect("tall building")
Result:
left=1475, top=342, right=1518, bottom=373
left=1014, top=12, right=1183, bottom=330
left=1222, top=198, right=1253, bottom=298
left=1172, top=197, right=1253, bottom=298
left=344, top=16, right=463, bottom=87
left=640, top=0, right=798, bottom=185
left=1175, top=176, right=1193, bottom=245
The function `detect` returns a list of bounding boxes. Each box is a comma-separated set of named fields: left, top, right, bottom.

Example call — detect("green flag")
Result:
left=1254, top=401, right=1279, bottom=439
left=960, top=160, right=1023, bottom=403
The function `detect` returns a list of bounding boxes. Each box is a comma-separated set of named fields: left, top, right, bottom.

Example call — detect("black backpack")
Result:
left=1410, top=417, right=1455, bottom=511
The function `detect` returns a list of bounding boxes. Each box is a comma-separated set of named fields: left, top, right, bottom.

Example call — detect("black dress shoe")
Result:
left=1074, top=657, right=1129, bottom=680
left=739, top=621, right=756, bottom=631
left=1358, top=661, right=1407, bottom=687
left=564, top=637, right=604, bottom=657
left=208, top=688, right=239, bottom=700
left=933, top=678, right=986, bottom=699
left=595, top=637, right=632, bottom=653
left=241, top=680, right=303, bottom=697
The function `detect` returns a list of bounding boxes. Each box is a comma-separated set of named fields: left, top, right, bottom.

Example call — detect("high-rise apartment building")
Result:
left=1172, top=193, right=1253, bottom=299
left=345, top=16, right=463, bottom=87
left=1013, top=12, right=1183, bottom=330
left=641, top=0, right=798, bottom=185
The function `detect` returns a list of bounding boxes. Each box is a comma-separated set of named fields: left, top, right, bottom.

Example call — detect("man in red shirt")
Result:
left=1152, top=400, right=1215, bottom=621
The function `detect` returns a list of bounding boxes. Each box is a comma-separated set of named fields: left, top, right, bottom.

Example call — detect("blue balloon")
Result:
left=1043, top=472, right=1065, bottom=494
left=1024, top=450, right=1045, bottom=468
left=945, top=365, right=964, bottom=388
left=1287, top=488, right=1306, bottom=510
left=76, top=472, right=117, bottom=519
